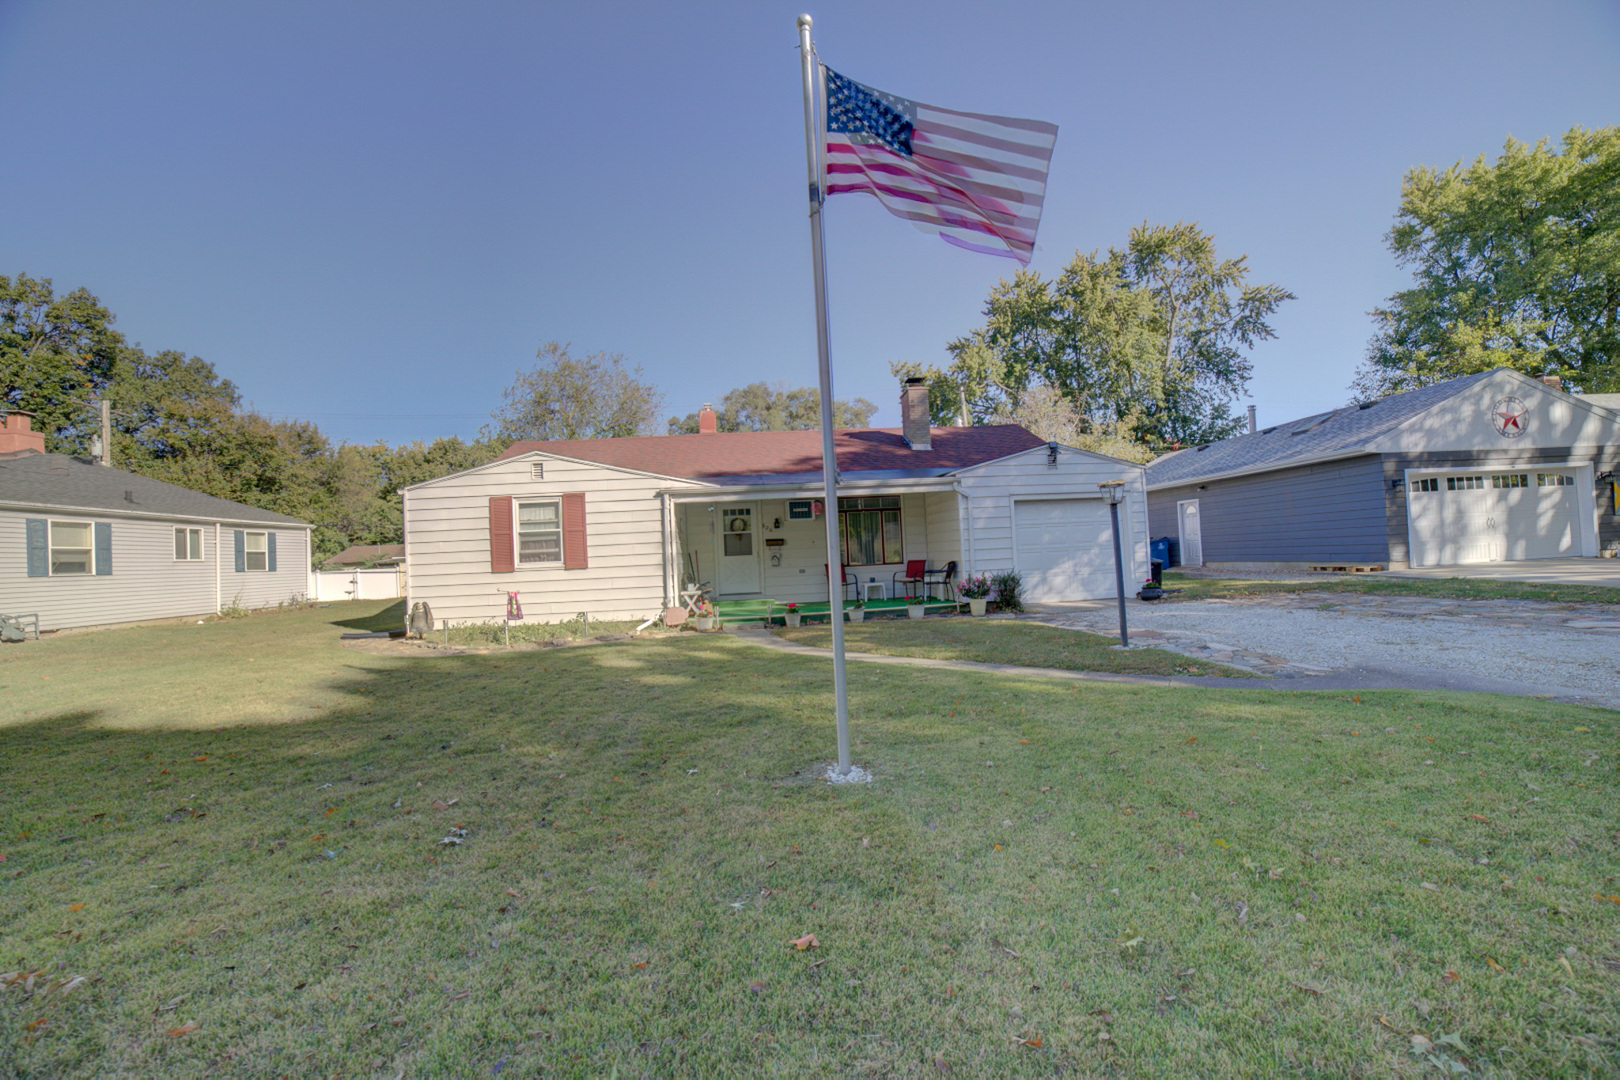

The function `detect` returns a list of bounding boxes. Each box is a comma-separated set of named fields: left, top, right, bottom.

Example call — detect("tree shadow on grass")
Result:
left=327, top=599, right=406, bottom=632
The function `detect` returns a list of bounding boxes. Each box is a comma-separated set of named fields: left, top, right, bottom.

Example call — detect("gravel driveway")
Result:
left=1036, top=593, right=1620, bottom=711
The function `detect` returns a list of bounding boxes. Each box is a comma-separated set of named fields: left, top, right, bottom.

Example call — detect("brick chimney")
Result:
left=698, top=404, right=718, bottom=434
left=900, top=378, right=931, bottom=451
left=1540, top=374, right=1562, bottom=390
left=0, top=410, right=46, bottom=455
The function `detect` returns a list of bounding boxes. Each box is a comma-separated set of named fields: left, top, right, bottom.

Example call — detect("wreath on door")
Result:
left=728, top=517, right=749, bottom=532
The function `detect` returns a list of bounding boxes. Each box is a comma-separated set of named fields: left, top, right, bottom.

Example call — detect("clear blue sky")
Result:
left=4, top=0, right=1617, bottom=447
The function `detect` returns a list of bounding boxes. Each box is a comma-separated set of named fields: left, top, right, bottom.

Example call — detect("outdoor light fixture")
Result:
left=1601, top=471, right=1616, bottom=482
left=1391, top=477, right=1406, bottom=491
left=1047, top=441, right=1059, bottom=466
left=1098, top=481, right=1129, bottom=647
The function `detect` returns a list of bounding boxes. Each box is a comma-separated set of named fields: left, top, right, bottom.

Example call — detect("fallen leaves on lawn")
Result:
left=1485, top=957, right=1505, bottom=974
left=505, top=889, right=521, bottom=898
left=1596, top=893, right=1620, bottom=905
left=167, top=1021, right=200, bottom=1037
left=1467, top=814, right=1490, bottom=823
left=748, top=981, right=765, bottom=993
left=1290, top=981, right=1324, bottom=995
left=1010, top=1035, right=1043, bottom=1049
left=1441, top=970, right=1461, bottom=985
left=788, top=933, right=819, bottom=951
left=431, top=798, right=460, bottom=811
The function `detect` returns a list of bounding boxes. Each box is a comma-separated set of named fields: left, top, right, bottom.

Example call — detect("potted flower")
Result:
left=784, top=602, right=801, bottom=628
left=1138, top=577, right=1163, bottom=602
left=847, top=598, right=865, bottom=623
left=958, top=574, right=992, bottom=616
left=692, top=597, right=716, bottom=631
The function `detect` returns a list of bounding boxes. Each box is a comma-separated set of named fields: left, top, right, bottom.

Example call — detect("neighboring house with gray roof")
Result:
left=1144, top=369, right=1620, bottom=570
left=1, top=410, right=314, bottom=632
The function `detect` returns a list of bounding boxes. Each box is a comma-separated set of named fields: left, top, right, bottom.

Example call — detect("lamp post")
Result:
left=1099, top=481, right=1129, bottom=648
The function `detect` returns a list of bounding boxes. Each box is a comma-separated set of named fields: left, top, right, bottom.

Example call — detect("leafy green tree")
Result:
left=0, top=274, right=123, bottom=450
left=666, top=382, right=877, bottom=434
left=895, top=222, right=1292, bottom=451
left=1356, top=125, right=1620, bottom=397
left=487, top=341, right=664, bottom=442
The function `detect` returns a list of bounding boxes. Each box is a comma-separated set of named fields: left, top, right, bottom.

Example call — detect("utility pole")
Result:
left=99, top=399, right=112, bottom=466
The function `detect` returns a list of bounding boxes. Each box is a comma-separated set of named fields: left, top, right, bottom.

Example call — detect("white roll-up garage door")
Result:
left=1407, top=469, right=1581, bottom=567
left=1014, top=498, right=1117, bottom=601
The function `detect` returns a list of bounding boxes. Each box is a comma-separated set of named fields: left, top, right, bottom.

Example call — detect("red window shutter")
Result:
left=489, top=496, right=514, bottom=573
left=562, top=492, right=588, bottom=569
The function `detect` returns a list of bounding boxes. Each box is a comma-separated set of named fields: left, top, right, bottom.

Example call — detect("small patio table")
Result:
left=862, top=581, right=887, bottom=602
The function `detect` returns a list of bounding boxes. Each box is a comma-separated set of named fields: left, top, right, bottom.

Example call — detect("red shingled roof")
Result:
left=495, top=425, right=1045, bottom=479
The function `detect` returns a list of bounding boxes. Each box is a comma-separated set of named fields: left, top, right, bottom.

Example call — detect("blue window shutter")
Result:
left=267, top=532, right=277, bottom=573
left=234, top=530, right=245, bottom=572
left=26, top=519, right=47, bottom=577
left=94, top=522, right=112, bottom=575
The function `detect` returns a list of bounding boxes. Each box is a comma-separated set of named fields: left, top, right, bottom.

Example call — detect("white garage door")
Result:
left=1407, top=470, right=1581, bottom=567
left=1014, top=498, right=1117, bottom=602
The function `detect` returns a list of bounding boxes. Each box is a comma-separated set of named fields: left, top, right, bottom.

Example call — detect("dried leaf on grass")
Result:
left=167, top=1021, right=200, bottom=1037
left=789, top=933, right=819, bottom=951
left=1485, top=957, right=1506, bottom=974
left=431, top=798, right=460, bottom=811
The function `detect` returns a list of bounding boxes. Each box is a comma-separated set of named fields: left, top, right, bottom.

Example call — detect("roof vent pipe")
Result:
left=901, top=378, right=932, bottom=451
left=1247, top=404, right=1257, bottom=434
left=698, top=404, right=718, bottom=435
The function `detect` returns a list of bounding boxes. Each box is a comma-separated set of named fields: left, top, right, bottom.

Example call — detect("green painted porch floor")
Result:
left=715, top=596, right=958, bottom=623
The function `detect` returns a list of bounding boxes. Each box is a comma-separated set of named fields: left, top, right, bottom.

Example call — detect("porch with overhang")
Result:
left=659, top=475, right=967, bottom=609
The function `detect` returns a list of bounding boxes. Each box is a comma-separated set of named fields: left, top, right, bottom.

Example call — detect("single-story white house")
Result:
left=401, top=380, right=1149, bottom=625
left=1145, top=368, right=1620, bottom=570
left=1, top=409, right=314, bottom=632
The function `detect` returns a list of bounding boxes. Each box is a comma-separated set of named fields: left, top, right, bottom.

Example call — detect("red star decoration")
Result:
left=1495, top=409, right=1524, bottom=431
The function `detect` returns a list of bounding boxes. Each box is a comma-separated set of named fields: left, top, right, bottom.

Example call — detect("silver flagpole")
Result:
left=796, top=13, right=851, bottom=776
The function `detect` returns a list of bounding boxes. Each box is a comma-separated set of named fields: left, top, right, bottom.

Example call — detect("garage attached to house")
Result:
left=1145, top=369, right=1620, bottom=571
left=1405, top=468, right=1584, bottom=566
left=1013, top=497, right=1119, bottom=601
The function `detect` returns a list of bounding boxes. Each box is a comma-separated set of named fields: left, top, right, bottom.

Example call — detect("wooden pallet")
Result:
left=1308, top=564, right=1385, bottom=574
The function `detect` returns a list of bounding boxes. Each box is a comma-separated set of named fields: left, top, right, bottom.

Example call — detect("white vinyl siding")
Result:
left=403, top=454, right=705, bottom=625
left=3, top=511, right=309, bottom=632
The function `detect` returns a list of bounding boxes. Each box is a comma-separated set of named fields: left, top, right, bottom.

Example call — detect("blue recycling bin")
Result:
left=1150, top=537, right=1171, bottom=570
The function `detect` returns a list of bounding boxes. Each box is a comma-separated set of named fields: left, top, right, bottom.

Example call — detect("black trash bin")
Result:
left=1150, top=559, right=1163, bottom=585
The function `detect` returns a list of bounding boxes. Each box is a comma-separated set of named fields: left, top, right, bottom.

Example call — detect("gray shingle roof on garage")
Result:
left=0, top=452, right=308, bottom=525
left=1145, top=371, right=1497, bottom=489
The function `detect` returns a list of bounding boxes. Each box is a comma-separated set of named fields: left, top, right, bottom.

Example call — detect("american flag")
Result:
left=822, top=66, right=1057, bottom=264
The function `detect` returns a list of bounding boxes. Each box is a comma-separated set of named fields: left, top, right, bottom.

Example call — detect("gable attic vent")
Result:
left=530, top=462, right=545, bottom=480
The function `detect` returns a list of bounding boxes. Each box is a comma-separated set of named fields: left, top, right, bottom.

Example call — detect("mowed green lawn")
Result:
left=0, top=602, right=1615, bottom=1077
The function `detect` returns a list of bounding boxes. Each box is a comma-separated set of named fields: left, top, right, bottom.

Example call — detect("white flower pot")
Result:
left=968, top=598, right=988, bottom=617
left=847, top=608, right=865, bottom=623
left=785, top=613, right=802, bottom=627
left=693, top=615, right=714, bottom=631
left=907, top=604, right=926, bottom=619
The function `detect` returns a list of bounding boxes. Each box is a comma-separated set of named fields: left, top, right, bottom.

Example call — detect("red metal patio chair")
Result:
left=893, top=559, right=927, bottom=599
left=824, top=563, right=857, bottom=601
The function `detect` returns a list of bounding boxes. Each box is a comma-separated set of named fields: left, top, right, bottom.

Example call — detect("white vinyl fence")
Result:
left=310, top=567, right=405, bottom=602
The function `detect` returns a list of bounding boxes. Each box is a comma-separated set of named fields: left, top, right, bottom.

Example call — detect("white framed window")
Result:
left=244, top=531, right=269, bottom=571
left=1537, top=472, right=1573, bottom=487
left=517, top=499, right=562, bottom=564
left=1412, top=477, right=1439, bottom=492
left=50, top=521, right=94, bottom=575
left=174, top=527, right=204, bottom=561
left=1491, top=473, right=1528, bottom=489
left=1446, top=475, right=1486, bottom=491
